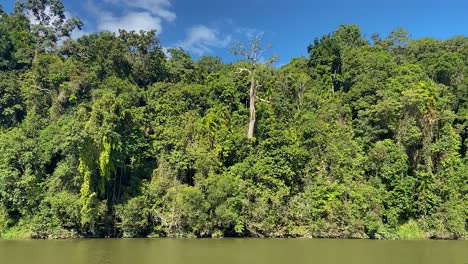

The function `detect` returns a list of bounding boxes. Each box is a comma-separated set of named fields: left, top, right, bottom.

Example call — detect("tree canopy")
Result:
left=0, top=1, right=467, bottom=239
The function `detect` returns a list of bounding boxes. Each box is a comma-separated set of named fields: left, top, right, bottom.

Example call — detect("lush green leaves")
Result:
left=0, top=4, right=467, bottom=239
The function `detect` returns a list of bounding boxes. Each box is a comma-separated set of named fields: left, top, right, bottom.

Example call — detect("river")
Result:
left=1, top=239, right=467, bottom=264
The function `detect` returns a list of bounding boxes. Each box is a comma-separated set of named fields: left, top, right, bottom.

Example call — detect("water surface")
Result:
left=1, top=239, right=467, bottom=264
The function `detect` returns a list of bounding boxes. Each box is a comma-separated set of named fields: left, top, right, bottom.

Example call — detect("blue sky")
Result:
left=2, top=0, right=467, bottom=65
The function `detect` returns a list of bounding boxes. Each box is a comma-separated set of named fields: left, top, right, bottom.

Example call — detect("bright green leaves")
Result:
left=161, top=184, right=209, bottom=237
left=98, top=136, right=112, bottom=194
left=0, top=18, right=467, bottom=239
left=78, top=140, right=97, bottom=228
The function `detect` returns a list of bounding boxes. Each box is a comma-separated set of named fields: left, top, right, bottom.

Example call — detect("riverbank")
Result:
left=1, top=219, right=464, bottom=240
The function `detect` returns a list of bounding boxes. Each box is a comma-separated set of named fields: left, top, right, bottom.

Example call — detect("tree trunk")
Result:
left=247, top=72, right=256, bottom=139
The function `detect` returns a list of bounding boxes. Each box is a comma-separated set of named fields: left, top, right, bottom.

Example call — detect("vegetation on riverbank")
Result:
left=0, top=0, right=467, bottom=240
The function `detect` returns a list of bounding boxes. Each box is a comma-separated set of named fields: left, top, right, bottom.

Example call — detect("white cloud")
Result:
left=86, top=0, right=175, bottom=34
left=178, top=25, right=231, bottom=55
left=70, top=29, right=88, bottom=39
left=161, top=46, right=171, bottom=57
left=103, top=0, right=176, bottom=22
left=98, top=11, right=163, bottom=33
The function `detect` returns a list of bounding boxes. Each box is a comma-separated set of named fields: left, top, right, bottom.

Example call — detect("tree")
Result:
left=308, top=24, right=367, bottom=93
left=0, top=72, right=24, bottom=127
left=166, top=48, right=196, bottom=83
left=0, top=7, right=34, bottom=70
left=14, top=0, right=83, bottom=54
left=232, top=34, right=277, bottom=139
left=0, top=21, right=467, bottom=239
left=118, top=30, right=166, bottom=86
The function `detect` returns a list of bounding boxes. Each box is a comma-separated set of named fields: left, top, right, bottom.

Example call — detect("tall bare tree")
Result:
left=232, top=34, right=276, bottom=139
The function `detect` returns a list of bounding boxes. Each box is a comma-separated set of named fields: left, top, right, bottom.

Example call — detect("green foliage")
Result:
left=397, top=220, right=425, bottom=240
left=30, top=191, right=81, bottom=238
left=15, top=0, right=83, bottom=51
left=0, top=6, right=466, bottom=239
left=0, top=72, right=24, bottom=127
left=119, top=29, right=166, bottom=86
left=78, top=155, right=97, bottom=228
left=99, top=136, right=112, bottom=194
left=0, top=9, right=34, bottom=69
left=0, top=203, right=12, bottom=236
left=116, top=196, right=151, bottom=238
